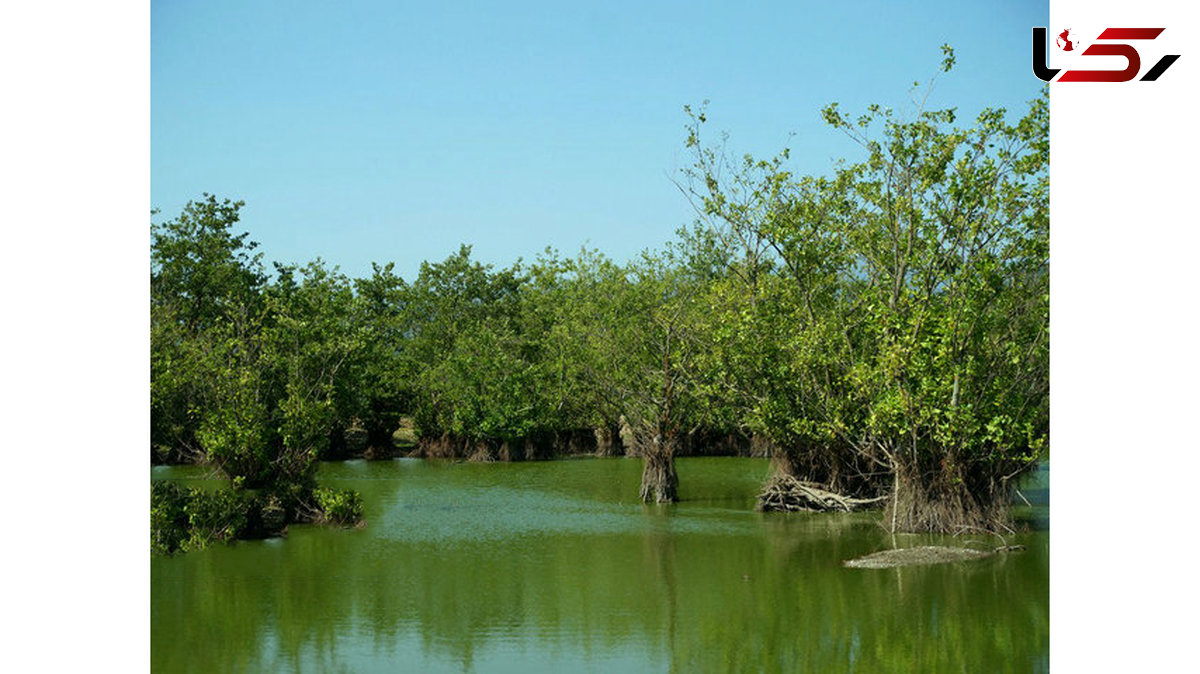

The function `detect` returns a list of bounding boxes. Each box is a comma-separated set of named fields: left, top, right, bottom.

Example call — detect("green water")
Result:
left=151, top=458, right=1049, bottom=673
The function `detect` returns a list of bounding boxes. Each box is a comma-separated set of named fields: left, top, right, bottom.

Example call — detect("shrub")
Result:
left=151, top=481, right=192, bottom=554
left=313, top=487, right=364, bottom=526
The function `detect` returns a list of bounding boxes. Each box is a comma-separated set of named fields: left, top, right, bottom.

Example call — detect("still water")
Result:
left=151, top=458, right=1049, bottom=673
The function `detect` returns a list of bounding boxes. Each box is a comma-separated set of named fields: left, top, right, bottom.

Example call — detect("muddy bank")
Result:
left=844, top=545, right=1025, bottom=569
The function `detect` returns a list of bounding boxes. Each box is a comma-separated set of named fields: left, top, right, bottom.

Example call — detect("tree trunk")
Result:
left=594, top=424, right=625, bottom=456
left=639, top=435, right=679, bottom=503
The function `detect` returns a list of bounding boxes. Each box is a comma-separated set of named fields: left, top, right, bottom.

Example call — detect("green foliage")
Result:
left=264, top=260, right=363, bottom=468
left=151, top=194, right=265, bottom=331
left=680, top=51, right=1048, bottom=527
left=351, top=262, right=411, bottom=448
left=313, top=487, right=364, bottom=526
left=151, top=482, right=269, bottom=555
left=152, top=50, right=1047, bottom=531
left=182, top=488, right=254, bottom=547
left=151, top=195, right=267, bottom=460
left=152, top=199, right=383, bottom=482
left=194, top=335, right=278, bottom=486
left=151, top=198, right=377, bottom=551
left=150, top=481, right=191, bottom=554
left=399, top=245, right=563, bottom=442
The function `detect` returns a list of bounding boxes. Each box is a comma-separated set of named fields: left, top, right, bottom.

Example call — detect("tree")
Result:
left=401, top=246, right=556, bottom=455
left=151, top=195, right=265, bottom=461
left=151, top=198, right=370, bottom=550
left=350, top=262, right=411, bottom=454
left=682, top=49, right=1048, bottom=531
left=575, top=250, right=710, bottom=502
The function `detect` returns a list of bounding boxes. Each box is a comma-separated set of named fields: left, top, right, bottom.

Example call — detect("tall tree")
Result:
left=151, top=195, right=265, bottom=461
left=682, top=50, right=1048, bottom=530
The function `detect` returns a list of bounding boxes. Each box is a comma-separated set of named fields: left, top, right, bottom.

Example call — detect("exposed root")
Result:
left=884, top=468, right=1016, bottom=534
left=756, top=475, right=887, bottom=513
left=467, top=445, right=497, bottom=462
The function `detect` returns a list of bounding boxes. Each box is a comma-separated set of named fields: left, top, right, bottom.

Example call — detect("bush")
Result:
left=313, top=487, right=364, bottom=526
left=185, top=488, right=253, bottom=544
left=151, top=481, right=192, bottom=554
left=152, top=482, right=285, bottom=554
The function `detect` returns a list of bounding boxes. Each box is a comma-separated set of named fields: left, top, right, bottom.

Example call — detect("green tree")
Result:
left=350, top=262, right=411, bottom=454
left=261, top=260, right=362, bottom=481
left=151, top=195, right=266, bottom=461
left=401, top=246, right=552, bottom=454
left=576, top=250, right=710, bottom=502
left=151, top=197, right=370, bottom=551
left=682, top=50, right=1048, bottom=530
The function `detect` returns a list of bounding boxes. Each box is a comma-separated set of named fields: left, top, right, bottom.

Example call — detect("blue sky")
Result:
left=152, top=0, right=1047, bottom=280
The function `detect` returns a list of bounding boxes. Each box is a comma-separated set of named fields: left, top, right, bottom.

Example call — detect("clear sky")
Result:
left=152, top=0, right=1048, bottom=281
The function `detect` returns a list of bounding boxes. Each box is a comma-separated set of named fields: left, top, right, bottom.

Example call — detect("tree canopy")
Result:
left=152, top=55, right=1047, bottom=532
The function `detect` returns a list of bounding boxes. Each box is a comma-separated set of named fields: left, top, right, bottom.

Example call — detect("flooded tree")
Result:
left=681, top=49, right=1048, bottom=531
left=152, top=49, right=1047, bottom=531
left=553, top=250, right=705, bottom=502
left=151, top=198, right=371, bottom=551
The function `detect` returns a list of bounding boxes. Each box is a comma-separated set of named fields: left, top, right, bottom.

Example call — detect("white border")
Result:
left=5, top=1, right=1199, bottom=669
left=1051, top=0, right=1199, bottom=670
left=3, top=2, right=149, bottom=670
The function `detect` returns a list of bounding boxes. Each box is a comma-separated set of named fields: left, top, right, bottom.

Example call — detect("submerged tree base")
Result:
left=883, top=469, right=1020, bottom=534
left=639, top=451, right=678, bottom=503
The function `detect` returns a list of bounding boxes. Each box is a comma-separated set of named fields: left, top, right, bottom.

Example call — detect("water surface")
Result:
left=151, top=458, right=1048, bottom=672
